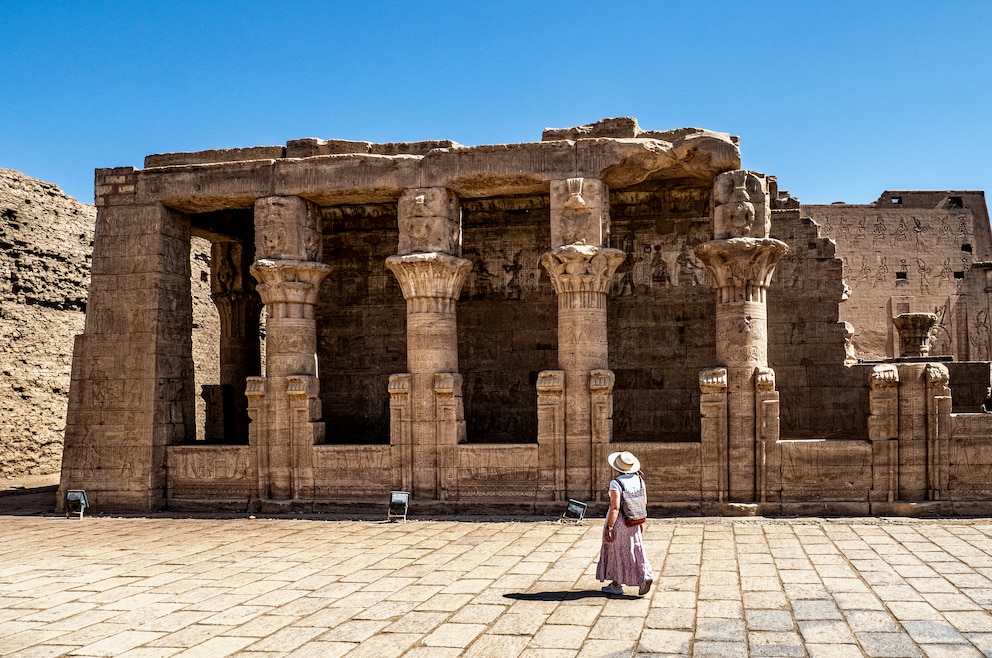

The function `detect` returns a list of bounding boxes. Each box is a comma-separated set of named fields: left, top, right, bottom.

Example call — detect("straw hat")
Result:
left=608, top=451, right=640, bottom=474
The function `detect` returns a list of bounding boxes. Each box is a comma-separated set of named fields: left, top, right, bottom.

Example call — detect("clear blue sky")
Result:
left=2, top=1, right=990, bottom=205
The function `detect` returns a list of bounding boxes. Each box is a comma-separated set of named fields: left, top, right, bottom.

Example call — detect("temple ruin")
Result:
left=58, top=117, right=992, bottom=515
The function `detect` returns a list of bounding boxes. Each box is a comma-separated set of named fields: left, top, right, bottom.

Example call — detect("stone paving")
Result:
left=3, top=495, right=992, bottom=657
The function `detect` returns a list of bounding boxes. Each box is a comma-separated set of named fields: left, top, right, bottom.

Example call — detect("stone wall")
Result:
left=318, top=203, right=405, bottom=443
left=768, top=206, right=867, bottom=439
left=804, top=192, right=992, bottom=361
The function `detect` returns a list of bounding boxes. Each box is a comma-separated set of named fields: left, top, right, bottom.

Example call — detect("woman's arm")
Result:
left=604, top=488, right=621, bottom=543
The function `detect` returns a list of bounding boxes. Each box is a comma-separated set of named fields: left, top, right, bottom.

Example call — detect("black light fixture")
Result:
left=559, top=499, right=587, bottom=524
left=65, top=490, right=89, bottom=519
left=387, top=491, right=410, bottom=522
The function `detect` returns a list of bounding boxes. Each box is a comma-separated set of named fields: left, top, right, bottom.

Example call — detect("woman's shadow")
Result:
left=504, top=590, right=639, bottom=601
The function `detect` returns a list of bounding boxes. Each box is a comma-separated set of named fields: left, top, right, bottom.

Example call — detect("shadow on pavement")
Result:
left=0, top=485, right=58, bottom=516
left=504, top=589, right=638, bottom=601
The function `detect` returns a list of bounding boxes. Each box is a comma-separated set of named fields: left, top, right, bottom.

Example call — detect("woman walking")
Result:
left=597, top=451, right=654, bottom=596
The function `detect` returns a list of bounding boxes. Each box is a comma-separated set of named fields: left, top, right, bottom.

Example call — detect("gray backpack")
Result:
left=615, top=474, right=647, bottom=526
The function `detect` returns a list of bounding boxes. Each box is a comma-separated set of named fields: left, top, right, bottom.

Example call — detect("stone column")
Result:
left=386, top=188, right=470, bottom=500
left=536, top=370, right=566, bottom=500
left=868, top=364, right=899, bottom=506
left=925, top=363, right=952, bottom=501
left=695, top=170, right=788, bottom=503
left=203, top=240, right=262, bottom=443
left=540, top=178, right=624, bottom=500
left=699, top=367, right=729, bottom=505
left=249, top=196, right=330, bottom=502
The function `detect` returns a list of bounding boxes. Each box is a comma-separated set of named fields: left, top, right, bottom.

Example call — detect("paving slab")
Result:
left=4, top=487, right=992, bottom=656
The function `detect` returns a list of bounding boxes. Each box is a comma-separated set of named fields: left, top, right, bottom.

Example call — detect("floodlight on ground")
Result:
left=559, top=499, right=587, bottom=524
left=387, top=491, right=410, bottom=522
left=65, top=490, right=89, bottom=520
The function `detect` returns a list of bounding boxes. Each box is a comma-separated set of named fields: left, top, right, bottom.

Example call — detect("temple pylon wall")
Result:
left=58, top=117, right=992, bottom=516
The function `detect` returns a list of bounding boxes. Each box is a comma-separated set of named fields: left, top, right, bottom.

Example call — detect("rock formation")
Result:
left=0, top=169, right=217, bottom=478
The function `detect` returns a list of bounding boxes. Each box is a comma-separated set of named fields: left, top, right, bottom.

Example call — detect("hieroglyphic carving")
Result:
left=780, top=440, right=871, bottom=499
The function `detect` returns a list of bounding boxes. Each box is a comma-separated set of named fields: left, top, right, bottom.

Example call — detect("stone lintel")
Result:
left=132, top=129, right=741, bottom=210
left=145, top=147, right=286, bottom=169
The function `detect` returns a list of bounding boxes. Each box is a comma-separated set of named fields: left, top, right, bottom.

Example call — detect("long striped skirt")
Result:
left=596, top=519, right=654, bottom=586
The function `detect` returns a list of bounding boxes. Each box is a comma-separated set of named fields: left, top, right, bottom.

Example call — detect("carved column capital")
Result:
left=755, top=367, right=776, bottom=392
left=870, top=364, right=900, bottom=389
left=893, top=312, right=938, bottom=358
left=925, top=362, right=950, bottom=389
left=250, top=259, right=332, bottom=318
left=699, top=367, right=728, bottom=394
left=694, top=238, right=789, bottom=304
left=385, top=252, right=471, bottom=313
left=589, top=369, right=615, bottom=394
left=537, top=370, right=565, bottom=399
left=541, top=245, right=625, bottom=309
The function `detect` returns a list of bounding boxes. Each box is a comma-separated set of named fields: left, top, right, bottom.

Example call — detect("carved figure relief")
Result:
left=550, top=177, right=608, bottom=248
left=937, top=258, right=953, bottom=287
left=958, top=216, right=970, bottom=240
left=676, top=243, right=707, bottom=286
left=712, top=170, right=770, bottom=239
left=894, top=217, right=908, bottom=245
left=931, top=303, right=952, bottom=356
left=873, top=216, right=886, bottom=246
left=873, top=256, right=888, bottom=288
left=913, top=217, right=927, bottom=251
left=857, top=257, right=872, bottom=288
left=972, top=309, right=991, bottom=354
left=397, top=188, right=461, bottom=256
left=853, top=217, right=867, bottom=245
left=937, top=217, right=951, bottom=244
left=560, top=178, right=593, bottom=245
left=651, top=245, right=671, bottom=285
left=917, top=258, right=931, bottom=294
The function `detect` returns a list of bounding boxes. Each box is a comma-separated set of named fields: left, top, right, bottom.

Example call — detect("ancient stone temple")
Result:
left=58, top=117, right=992, bottom=516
